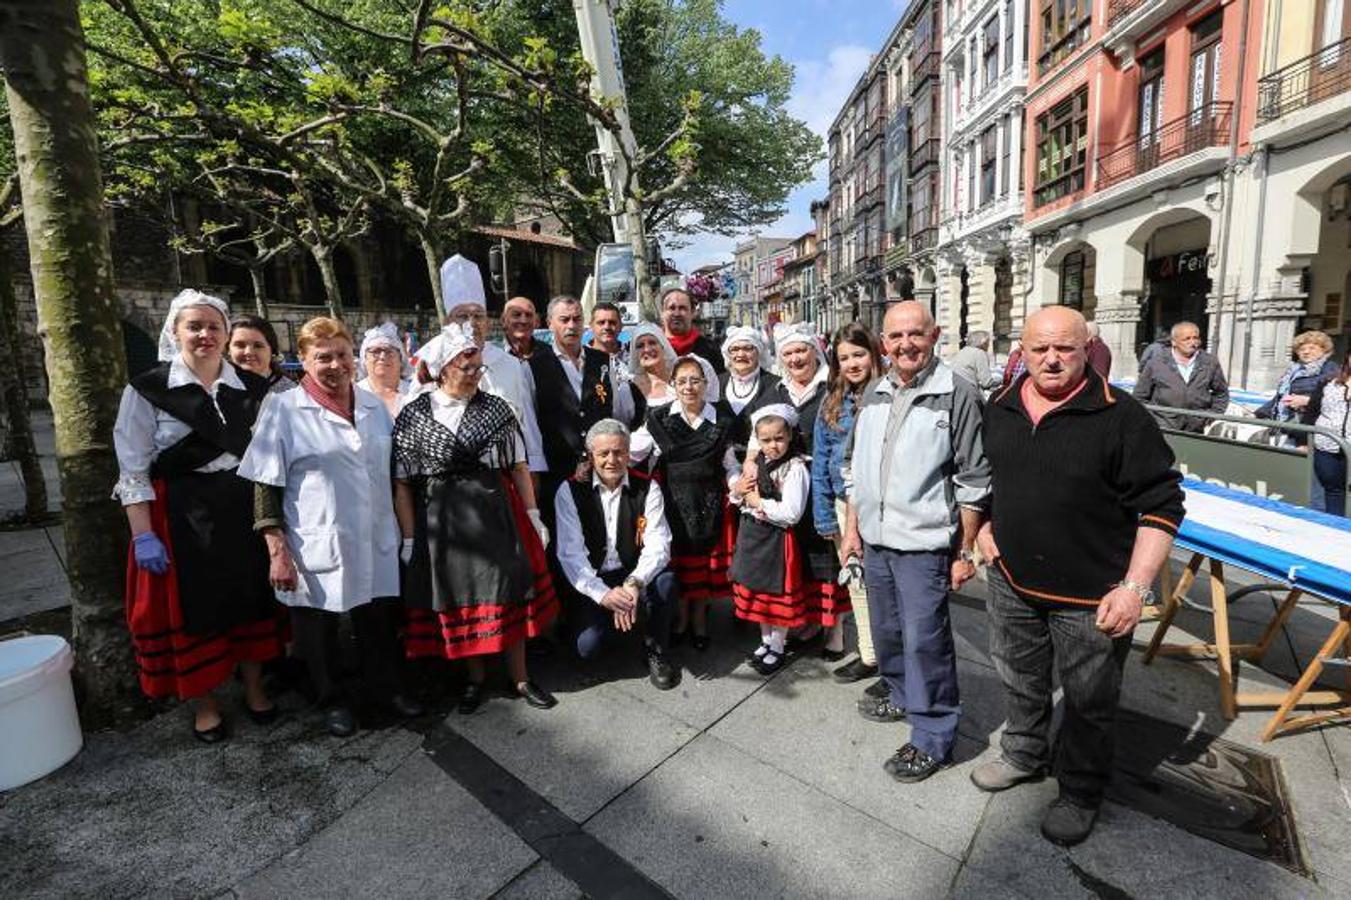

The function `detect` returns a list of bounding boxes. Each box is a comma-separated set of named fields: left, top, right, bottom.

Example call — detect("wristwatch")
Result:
left=1114, top=578, right=1156, bottom=605
left=623, top=575, right=645, bottom=593
left=957, top=549, right=976, bottom=564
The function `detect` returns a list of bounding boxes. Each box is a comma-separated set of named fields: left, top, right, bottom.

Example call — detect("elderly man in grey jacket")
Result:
left=841, top=300, right=991, bottom=784
left=1133, top=321, right=1229, bottom=433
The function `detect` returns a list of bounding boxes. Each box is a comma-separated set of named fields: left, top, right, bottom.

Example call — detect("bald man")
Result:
left=841, top=301, right=990, bottom=784
left=975, top=305, right=1185, bottom=847
left=502, top=297, right=540, bottom=360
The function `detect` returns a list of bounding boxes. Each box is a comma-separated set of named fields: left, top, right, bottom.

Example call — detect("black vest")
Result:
left=745, top=378, right=826, bottom=456
left=529, top=345, right=614, bottom=475
left=646, top=408, right=730, bottom=551
left=720, top=370, right=782, bottom=460
left=129, top=362, right=270, bottom=477
left=567, top=473, right=652, bottom=575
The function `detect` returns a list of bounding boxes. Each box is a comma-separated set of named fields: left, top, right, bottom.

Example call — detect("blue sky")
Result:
left=668, top=0, right=907, bottom=272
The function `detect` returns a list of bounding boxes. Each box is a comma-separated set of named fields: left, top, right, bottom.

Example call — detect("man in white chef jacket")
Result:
left=239, top=316, right=423, bottom=737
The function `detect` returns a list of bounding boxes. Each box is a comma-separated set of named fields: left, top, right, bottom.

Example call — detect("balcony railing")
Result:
left=859, top=184, right=884, bottom=208
left=908, top=207, right=937, bottom=253
left=1107, top=0, right=1147, bottom=26
left=1096, top=100, right=1231, bottom=189
left=1257, top=37, right=1351, bottom=123
left=909, top=137, right=940, bottom=174
left=911, top=50, right=941, bottom=93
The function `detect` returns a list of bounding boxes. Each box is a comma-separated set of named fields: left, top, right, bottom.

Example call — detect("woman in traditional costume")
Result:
left=114, top=290, right=283, bottom=741
left=718, top=326, right=779, bottom=463
left=393, top=323, right=558, bottom=714
left=238, top=317, right=423, bottom=737
left=630, top=355, right=738, bottom=650
left=627, top=322, right=678, bottom=414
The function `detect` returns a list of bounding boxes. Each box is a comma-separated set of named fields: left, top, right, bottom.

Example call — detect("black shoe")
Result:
left=753, top=650, right=787, bottom=676
left=863, top=678, right=889, bottom=699
left=833, top=658, right=879, bottom=683
left=325, top=706, right=356, bottom=737
left=1041, top=796, right=1100, bottom=847
left=517, top=681, right=558, bottom=709
left=857, top=694, right=906, bottom=722
left=883, top=743, right=948, bottom=783
left=245, top=703, right=279, bottom=726
left=387, top=693, right=425, bottom=718
left=646, top=645, right=682, bottom=690
left=193, top=721, right=228, bottom=744
left=820, top=647, right=846, bottom=662
left=458, top=682, right=484, bottom=715
left=691, top=633, right=711, bottom=652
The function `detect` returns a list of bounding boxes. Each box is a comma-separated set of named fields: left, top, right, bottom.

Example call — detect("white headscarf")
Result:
left=721, top=325, right=771, bottom=373
left=674, top=353, right=721, bottom=405
left=439, top=254, right=486, bottom=310
left=773, top=322, right=827, bottom=377
left=158, top=289, right=230, bottom=362
left=627, top=322, right=678, bottom=379
left=750, top=402, right=799, bottom=431
left=357, top=322, right=412, bottom=379
left=419, top=322, right=479, bottom=380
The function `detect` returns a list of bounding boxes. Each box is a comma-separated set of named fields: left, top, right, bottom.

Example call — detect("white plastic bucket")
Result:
left=0, top=635, right=83, bottom=791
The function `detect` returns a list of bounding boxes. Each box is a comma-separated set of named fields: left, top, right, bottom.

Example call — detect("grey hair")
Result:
left=965, top=330, right=991, bottom=350
left=1170, top=320, right=1200, bottom=338
left=547, top=295, right=581, bottom=321
left=584, top=418, right=631, bottom=451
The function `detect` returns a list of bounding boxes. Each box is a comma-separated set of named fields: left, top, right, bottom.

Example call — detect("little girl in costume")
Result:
left=728, top=404, right=818, bottom=675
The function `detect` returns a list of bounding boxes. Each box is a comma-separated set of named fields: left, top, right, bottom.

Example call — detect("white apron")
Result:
left=238, top=385, right=401, bottom=612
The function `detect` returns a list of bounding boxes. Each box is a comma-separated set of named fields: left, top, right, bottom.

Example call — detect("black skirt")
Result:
left=402, top=469, right=531, bottom=611
left=729, top=517, right=788, bottom=596
left=162, top=469, right=274, bottom=635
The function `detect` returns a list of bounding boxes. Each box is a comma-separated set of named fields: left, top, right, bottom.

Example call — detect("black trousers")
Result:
left=290, top=598, right=403, bottom=707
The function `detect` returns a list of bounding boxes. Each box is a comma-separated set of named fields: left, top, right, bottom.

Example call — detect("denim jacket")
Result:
left=810, top=390, right=857, bottom=536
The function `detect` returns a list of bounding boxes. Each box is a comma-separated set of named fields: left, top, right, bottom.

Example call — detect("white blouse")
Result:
left=629, top=403, right=740, bottom=478
left=728, top=455, right=809, bottom=528
left=112, top=357, right=247, bottom=505
left=723, top=371, right=762, bottom=414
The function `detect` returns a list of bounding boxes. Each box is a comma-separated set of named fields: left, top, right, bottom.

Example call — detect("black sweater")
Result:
left=983, top=370, right=1185, bottom=607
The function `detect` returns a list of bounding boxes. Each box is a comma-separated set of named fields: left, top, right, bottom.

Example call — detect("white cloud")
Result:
left=670, top=43, right=872, bottom=273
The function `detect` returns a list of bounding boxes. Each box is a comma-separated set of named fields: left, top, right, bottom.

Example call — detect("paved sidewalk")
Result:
left=0, top=410, right=68, bottom=620
left=4, top=582, right=1350, bottom=899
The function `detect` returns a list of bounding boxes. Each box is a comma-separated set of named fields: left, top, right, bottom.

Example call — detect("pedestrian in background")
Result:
left=1259, top=331, right=1340, bottom=453
left=840, top=301, right=989, bottom=784
left=949, top=330, right=1001, bottom=391
left=1085, top=322, right=1112, bottom=378
left=1132, top=321, right=1229, bottom=433
left=976, top=305, right=1184, bottom=846
left=114, top=291, right=282, bottom=741
left=239, top=317, right=423, bottom=737
left=812, top=322, right=884, bottom=684
left=1313, top=349, right=1351, bottom=516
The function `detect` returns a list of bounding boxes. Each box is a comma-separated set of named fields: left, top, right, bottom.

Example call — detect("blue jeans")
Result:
left=1313, top=450, right=1347, bottom=517
left=573, top=570, right=678, bottom=659
left=863, top=545, right=959, bottom=761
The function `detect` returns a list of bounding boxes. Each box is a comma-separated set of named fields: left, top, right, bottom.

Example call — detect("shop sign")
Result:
left=1148, top=249, right=1211, bottom=282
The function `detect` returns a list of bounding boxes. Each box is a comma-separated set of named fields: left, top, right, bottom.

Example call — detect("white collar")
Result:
left=784, top=366, right=827, bottom=404
left=668, top=402, right=717, bottom=425
left=592, top=471, right=631, bottom=493
left=167, top=355, right=245, bottom=391
left=730, top=369, right=760, bottom=386
left=430, top=388, right=471, bottom=409
left=553, top=341, right=583, bottom=367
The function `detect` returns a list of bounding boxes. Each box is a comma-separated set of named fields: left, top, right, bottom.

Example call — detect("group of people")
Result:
left=114, top=257, right=1192, bottom=849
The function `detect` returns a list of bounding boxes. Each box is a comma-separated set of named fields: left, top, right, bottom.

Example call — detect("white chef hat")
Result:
left=721, top=325, right=771, bottom=372
left=439, top=254, right=486, bottom=311
left=627, top=322, right=677, bottom=378
left=158, top=289, right=230, bottom=362
left=419, top=321, right=479, bottom=379
left=749, top=402, right=799, bottom=431
left=672, top=353, right=721, bottom=404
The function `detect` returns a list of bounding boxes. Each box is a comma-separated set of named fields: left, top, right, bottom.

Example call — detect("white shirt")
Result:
left=629, top=404, right=741, bottom=479
left=554, top=473, right=672, bottom=604
left=728, top=456, right=809, bottom=528
left=112, top=357, right=247, bottom=505
left=237, top=385, right=400, bottom=613
left=1172, top=351, right=1197, bottom=383
left=724, top=371, right=763, bottom=414
left=481, top=343, right=545, bottom=472
left=426, top=389, right=526, bottom=467
left=521, top=341, right=632, bottom=472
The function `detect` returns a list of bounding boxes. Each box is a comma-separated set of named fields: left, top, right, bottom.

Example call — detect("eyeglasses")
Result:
left=366, top=347, right=399, bottom=359
left=448, top=311, right=487, bottom=324
left=449, top=363, right=486, bottom=375
left=674, top=377, right=706, bottom=388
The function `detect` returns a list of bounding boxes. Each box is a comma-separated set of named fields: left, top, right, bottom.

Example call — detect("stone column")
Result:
left=1093, top=290, right=1146, bottom=378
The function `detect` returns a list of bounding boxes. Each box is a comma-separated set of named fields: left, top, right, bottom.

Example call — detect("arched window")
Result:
left=1059, top=250, right=1085, bottom=309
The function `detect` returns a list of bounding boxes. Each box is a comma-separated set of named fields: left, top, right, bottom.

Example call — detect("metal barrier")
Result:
left=1141, top=404, right=1351, bottom=510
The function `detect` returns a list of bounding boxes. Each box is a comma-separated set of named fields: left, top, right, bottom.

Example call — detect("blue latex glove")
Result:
left=132, top=531, right=170, bottom=575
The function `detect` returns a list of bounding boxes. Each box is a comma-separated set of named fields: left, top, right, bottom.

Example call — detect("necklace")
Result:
left=729, top=373, right=758, bottom=400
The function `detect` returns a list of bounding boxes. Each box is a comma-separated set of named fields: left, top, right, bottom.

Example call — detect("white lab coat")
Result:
left=238, top=385, right=400, bottom=612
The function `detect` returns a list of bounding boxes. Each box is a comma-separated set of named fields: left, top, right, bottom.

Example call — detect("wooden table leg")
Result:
left=1252, top=589, right=1303, bottom=663
left=1209, top=558, right=1237, bottom=720
left=1260, top=609, right=1351, bottom=742
left=1144, top=552, right=1202, bottom=664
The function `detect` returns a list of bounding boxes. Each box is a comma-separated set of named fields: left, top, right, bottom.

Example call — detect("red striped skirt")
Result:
left=404, top=478, right=559, bottom=660
left=732, top=528, right=851, bottom=629
left=124, top=483, right=285, bottom=700
left=671, top=500, right=735, bottom=602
